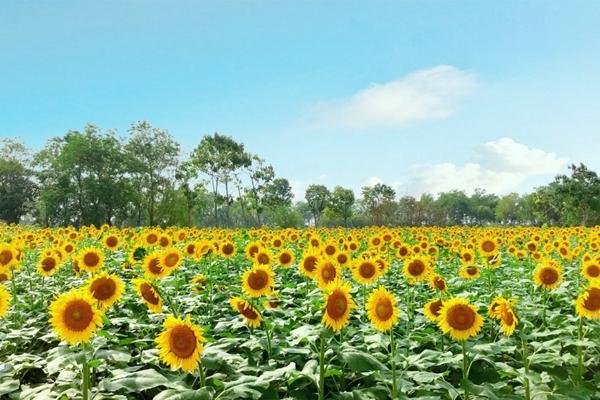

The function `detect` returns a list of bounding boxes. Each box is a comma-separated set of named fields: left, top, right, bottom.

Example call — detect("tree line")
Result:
left=1, top=122, right=599, bottom=227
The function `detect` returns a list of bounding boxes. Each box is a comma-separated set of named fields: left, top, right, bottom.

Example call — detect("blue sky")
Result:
left=2, top=1, right=599, bottom=199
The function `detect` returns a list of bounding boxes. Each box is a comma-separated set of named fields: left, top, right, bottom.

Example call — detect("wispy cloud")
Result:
left=309, top=65, right=475, bottom=131
left=408, top=137, right=568, bottom=195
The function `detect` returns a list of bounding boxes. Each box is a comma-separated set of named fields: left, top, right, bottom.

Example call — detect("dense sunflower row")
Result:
left=0, top=224, right=599, bottom=399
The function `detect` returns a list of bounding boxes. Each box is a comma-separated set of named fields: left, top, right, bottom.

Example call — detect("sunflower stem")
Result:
left=264, top=318, right=273, bottom=359
left=198, top=359, right=206, bottom=387
left=318, top=334, right=326, bottom=400
left=577, top=316, right=584, bottom=384
left=521, top=334, right=530, bottom=400
left=461, top=341, right=469, bottom=400
left=390, top=328, right=398, bottom=399
left=81, top=347, right=90, bottom=400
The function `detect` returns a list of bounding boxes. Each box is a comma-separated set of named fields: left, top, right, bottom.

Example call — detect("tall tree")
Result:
left=327, top=186, right=355, bottom=226
left=246, top=155, right=275, bottom=226
left=361, top=183, right=396, bottom=225
left=190, top=133, right=251, bottom=227
left=125, top=121, right=180, bottom=226
left=305, top=184, right=330, bottom=226
left=552, top=163, right=600, bottom=226
left=0, top=140, right=37, bottom=224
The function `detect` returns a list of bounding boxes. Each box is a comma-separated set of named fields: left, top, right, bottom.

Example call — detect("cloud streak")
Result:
left=310, top=65, right=475, bottom=130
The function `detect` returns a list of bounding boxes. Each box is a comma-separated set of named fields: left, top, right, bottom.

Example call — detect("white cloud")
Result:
left=409, top=137, right=568, bottom=196
left=310, top=65, right=475, bottom=130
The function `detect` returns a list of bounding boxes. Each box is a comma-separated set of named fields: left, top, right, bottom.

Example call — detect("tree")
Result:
left=245, top=156, right=275, bottom=226
left=305, top=184, right=330, bottom=226
left=190, top=133, right=251, bottom=226
left=263, top=178, right=293, bottom=209
left=35, top=126, right=132, bottom=226
left=361, top=183, right=396, bottom=225
left=437, top=190, right=470, bottom=225
left=552, top=163, right=600, bottom=226
left=327, top=186, right=355, bottom=226
left=0, top=140, right=37, bottom=223
left=125, top=121, right=180, bottom=226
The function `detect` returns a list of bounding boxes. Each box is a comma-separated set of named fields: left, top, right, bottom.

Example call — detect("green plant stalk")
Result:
left=390, top=328, right=398, bottom=399
left=577, top=316, right=584, bottom=384
left=462, top=341, right=469, bottom=400
left=82, top=348, right=90, bottom=400
left=199, top=360, right=206, bottom=387
left=318, top=334, right=326, bottom=400
left=264, top=318, right=273, bottom=359
left=521, top=335, right=531, bottom=400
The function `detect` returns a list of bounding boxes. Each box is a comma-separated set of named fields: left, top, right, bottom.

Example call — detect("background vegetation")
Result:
left=1, top=122, right=599, bottom=228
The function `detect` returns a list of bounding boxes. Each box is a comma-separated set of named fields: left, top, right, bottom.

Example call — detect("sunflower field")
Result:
left=0, top=225, right=599, bottom=400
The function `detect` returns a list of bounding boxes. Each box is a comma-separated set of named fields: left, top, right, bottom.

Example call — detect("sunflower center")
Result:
left=540, top=267, right=559, bottom=285
left=430, top=300, right=443, bottom=317
left=257, top=253, right=270, bottom=265
left=375, top=299, right=393, bottom=320
left=83, top=252, right=100, bottom=267
left=140, top=283, right=160, bottom=305
left=326, top=292, right=348, bottom=319
left=106, top=237, right=118, bottom=247
left=586, top=264, right=600, bottom=277
left=481, top=240, right=495, bottom=253
left=321, top=263, right=336, bottom=282
left=399, top=247, right=408, bottom=257
left=159, top=237, right=169, bottom=247
left=463, top=253, right=472, bottom=262
left=248, top=245, right=259, bottom=257
left=408, top=260, right=425, bottom=276
left=583, top=288, right=600, bottom=311
left=169, top=326, right=197, bottom=358
left=63, top=300, right=94, bottom=331
left=279, top=252, right=292, bottom=264
left=148, top=258, right=162, bottom=274
left=434, top=277, right=446, bottom=290
left=502, top=310, right=515, bottom=325
left=147, top=234, right=158, bottom=244
left=325, top=245, right=336, bottom=255
left=222, top=244, right=234, bottom=255
left=248, top=270, right=268, bottom=290
left=447, top=304, right=476, bottom=330
left=303, top=256, right=317, bottom=272
left=237, top=303, right=259, bottom=319
left=42, top=257, right=57, bottom=271
left=337, top=254, right=348, bottom=264
left=164, top=253, right=180, bottom=268
left=0, top=250, right=13, bottom=265
left=359, top=262, right=376, bottom=278
left=466, top=266, right=478, bottom=275
left=90, top=277, right=116, bottom=300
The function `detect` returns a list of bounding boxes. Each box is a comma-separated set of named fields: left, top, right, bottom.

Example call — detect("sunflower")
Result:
left=37, top=254, right=60, bottom=277
left=230, top=296, right=262, bottom=328
left=156, top=315, right=205, bottom=372
left=0, top=268, right=11, bottom=283
left=366, top=286, right=399, bottom=332
left=335, top=251, right=350, bottom=267
left=322, top=280, right=355, bottom=332
left=77, top=248, right=104, bottom=274
left=254, top=248, right=273, bottom=267
left=220, top=241, right=236, bottom=258
left=581, top=260, right=600, bottom=281
left=315, top=258, right=340, bottom=289
left=403, top=256, right=431, bottom=284
left=460, top=249, right=475, bottom=266
left=132, top=278, right=163, bottom=313
left=575, top=284, right=600, bottom=319
left=352, top=258, right=380, bottom=285
left=103, top=234, right=120, bottom=250
left=423, top=298, right=443, bottom=322
left=142, top=252, right=168, bottom=279
left=242, top=264, right=275, bottom=298
left=160, top=248, right=183, bottom=270
left=0, top=285, right=10, bottom=318
left=299, top=250, right=320, bottom=279
left=244, top=241, right=262, bottom=260
left=85, top=273, right=124, bottom=310
left=276, top=249, right=295, bottom=268
left=488, top=296, right=511, bottom=319
left=0, top=244, right=16, bottom=269
left=191, top=274, right=207, bottom=292
left=479, top=238, right=498, bottom=257
left=459, top=265, right=481, bottom=280
left=437, top=297, right=484, bottom=341
left=143, top=230, right=160, bottom=246
left=533, top=261, right=562, bottom=290
left=49, top=289, right=103, bottom=344
left=499, top=307, right=518, bottom=336
left=429, top=275, right=447, bottom=292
